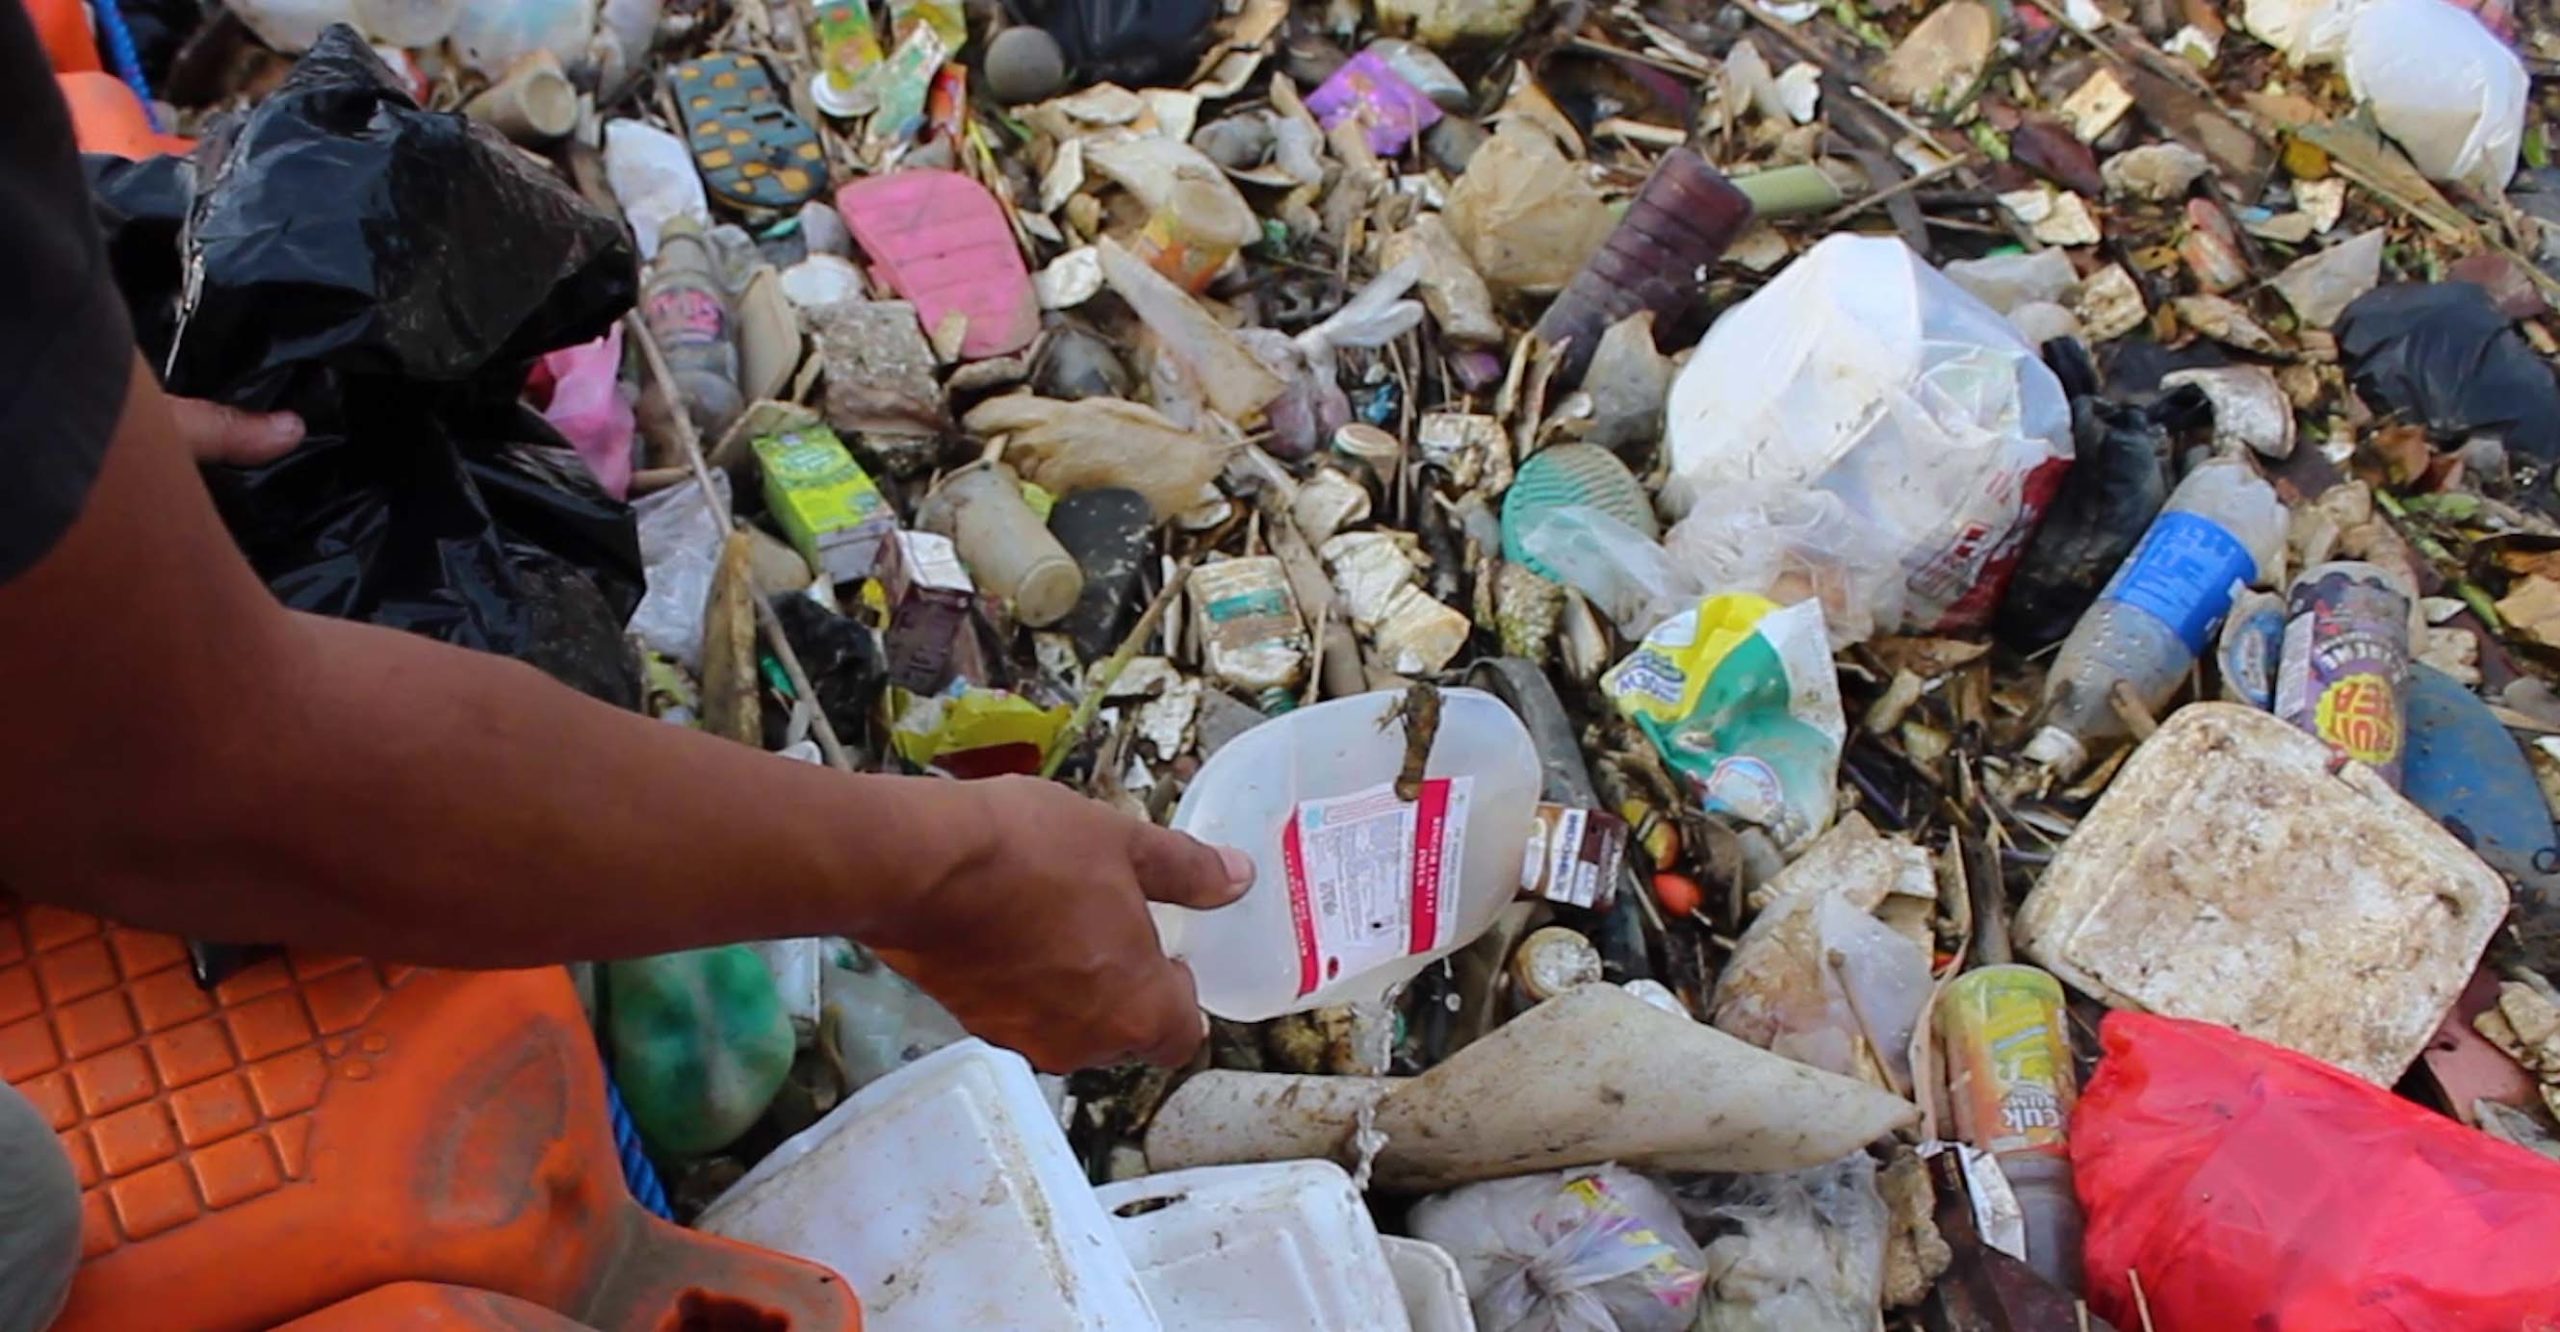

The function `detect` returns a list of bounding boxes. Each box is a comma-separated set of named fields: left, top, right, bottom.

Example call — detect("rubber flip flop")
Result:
left=668, top=54, right=828, bottom=213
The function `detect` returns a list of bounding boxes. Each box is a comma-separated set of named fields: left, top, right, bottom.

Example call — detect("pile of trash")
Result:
left=86, top=0, right=2560, bottom=1324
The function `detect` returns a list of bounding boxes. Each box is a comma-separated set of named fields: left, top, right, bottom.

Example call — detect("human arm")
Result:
left=0, top=359, right=1242, bottom=1069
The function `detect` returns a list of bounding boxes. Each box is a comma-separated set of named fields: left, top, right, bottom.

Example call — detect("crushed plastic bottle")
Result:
left=2024, top=455, right=2286, bottom=778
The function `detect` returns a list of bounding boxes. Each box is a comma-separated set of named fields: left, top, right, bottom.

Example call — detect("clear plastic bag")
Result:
left=1660, top=485, right=1909, bottom=648
left=1677, top=1154, right=1889, bottom=1332
left=1509, top=505, right=1687, bottom=636
left=2345, top=0, right=2527, bottom=191
left=1663, top=235, right=2072, bottom=635
left=629, top=472, right=730, bottom=671
left=1408, top=1167, right=1709, bottom=1332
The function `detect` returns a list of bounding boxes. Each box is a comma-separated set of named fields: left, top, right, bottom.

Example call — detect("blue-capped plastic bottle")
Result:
left=2024, top=455, right=2286, bottom=777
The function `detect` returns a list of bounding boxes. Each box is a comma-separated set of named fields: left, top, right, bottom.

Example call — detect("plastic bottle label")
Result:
left=2099, top=511, right=2258, bottom=654
left=645, top=285, right=729, bottom=347
left=1279, top=777, right=1473, bottom=998
left=2274, top=566, right=2410, bottom=783
left=1941, top=969, right=2077, bottom=1158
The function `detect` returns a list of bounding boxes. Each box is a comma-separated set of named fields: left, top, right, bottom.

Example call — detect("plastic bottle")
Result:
left=916, top=465, right=1085, bottom=628
left=641, top=216, right=743, bottom=437
left=1159, top=687, right=1542, bottom=1022
left=818, top=944, right=967, bottom=1093
left=2024, top=455, right=2286, bottom=777
left=1133, top=164, right=1255, bottom=293
left=1530, top=148, right=1756, bottom=388
left=606, top=945, right=796, bottom=1156
left=1939, top=964, right=2083, bottom=1294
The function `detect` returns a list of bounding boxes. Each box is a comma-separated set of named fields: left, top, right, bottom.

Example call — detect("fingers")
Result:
left=1127, top=959, right=1210, bottom=1068
left=169, top=397, right=305, bottom=466
left=1129, top=822, right=1254, bottom=910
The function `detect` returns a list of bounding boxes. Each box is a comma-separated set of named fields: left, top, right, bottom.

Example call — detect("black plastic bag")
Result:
left=83, top=152, right=192, bottom=352
left=111, top=27, right=646, bottom=705
left=2337, top=282, right=2560, bottom=498
left=1997, top=340, right=2174, bottom=651
left=1025, top=0, right=1219, bottom=90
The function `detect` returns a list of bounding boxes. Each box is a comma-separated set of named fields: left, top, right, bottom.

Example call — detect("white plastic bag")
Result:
left=604, top=120, right=709, bottom=261
left=2345, top=0, right=2526, bottom=193
left=1677, top=1154, right=1889, bottom=1332
left=1663, top=235, right=2072, bottom=635
left=448, top=0, right=598, bottom=79
left=2240, top=0, right=2362, bottom=63
left=1409, top=1167, right=1709, bottom=1332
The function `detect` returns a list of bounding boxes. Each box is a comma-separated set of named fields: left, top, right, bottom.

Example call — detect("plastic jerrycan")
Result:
left=0, top=901, right=861, bottom=1332
left=1162, top=687, right=1542, bottom=1022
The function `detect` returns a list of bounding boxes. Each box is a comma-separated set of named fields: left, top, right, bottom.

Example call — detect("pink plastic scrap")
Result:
left=1306, top=49, right=1442, bottom=156
left=537, top=324, right=636, bottom=499
left=834, top=170, right=1038, bottom=360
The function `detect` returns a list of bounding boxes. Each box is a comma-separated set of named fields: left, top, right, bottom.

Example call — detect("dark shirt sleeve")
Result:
left=0, top=4, right=137, bottom=586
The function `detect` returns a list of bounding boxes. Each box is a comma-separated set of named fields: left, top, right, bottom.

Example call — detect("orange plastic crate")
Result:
left=0, top=902, right=860, bottom=1332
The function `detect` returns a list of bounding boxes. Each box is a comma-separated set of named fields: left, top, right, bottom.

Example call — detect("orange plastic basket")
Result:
left=0, top=902, right=860, bottom=1332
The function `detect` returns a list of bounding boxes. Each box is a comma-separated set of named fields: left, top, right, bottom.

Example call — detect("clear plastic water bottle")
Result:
left=2024, top=455, right=2286, bottom=777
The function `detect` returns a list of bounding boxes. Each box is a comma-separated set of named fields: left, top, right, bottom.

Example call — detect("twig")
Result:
left=623, top=311, right=855, bottom=773
left=1820, top=158, right=1967, bottom=227
left=1041, top=558, right=1197, bottom=780
left=2127, top=1269, right=2158, bottom=1332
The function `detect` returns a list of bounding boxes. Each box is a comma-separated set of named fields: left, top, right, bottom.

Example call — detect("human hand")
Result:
left=168, top=397, right=304, bottom=466
left=867, top=776, right=1250, bottom=1073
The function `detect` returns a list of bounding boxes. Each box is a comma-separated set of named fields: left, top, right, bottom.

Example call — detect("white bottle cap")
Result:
left=2021, top=726, right=2087, bottom=777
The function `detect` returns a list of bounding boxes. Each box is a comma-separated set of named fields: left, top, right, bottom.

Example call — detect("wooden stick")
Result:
left=623, top=311, right=856, bottom=773
left=1041, top=558, right=1196, bottom=780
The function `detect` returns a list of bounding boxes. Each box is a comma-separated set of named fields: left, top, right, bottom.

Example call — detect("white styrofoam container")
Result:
left=1381, top=1237, right=1477, bottom=1332
left=1096, top=1161, right=1412, bottom=1331
left=698, top=1039, right=1161, bottom=1331
left=2016, top=702, right=2510, bottom=1085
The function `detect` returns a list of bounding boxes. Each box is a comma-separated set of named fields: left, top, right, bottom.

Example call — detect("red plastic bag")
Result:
left=2073, top=1012, right=2560, bottom=1331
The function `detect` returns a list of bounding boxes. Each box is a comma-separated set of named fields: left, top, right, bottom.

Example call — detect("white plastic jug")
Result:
left=698, top=1039, right=1162, bottom=1332
left=1162, top=688, right=1541, bottom=1022
left=1096, top=1162, right=1412, bottom=1332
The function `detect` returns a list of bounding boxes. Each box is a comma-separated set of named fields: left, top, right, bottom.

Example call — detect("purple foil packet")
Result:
left=1306, top=48, right=1443, bottom=156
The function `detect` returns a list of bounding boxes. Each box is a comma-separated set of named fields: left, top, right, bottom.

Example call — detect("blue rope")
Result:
left=607, top=1077, right=675, bottom=1219
left=91, top=0, right=162, bottom=134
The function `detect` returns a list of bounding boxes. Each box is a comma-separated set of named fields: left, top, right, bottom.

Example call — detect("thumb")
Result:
left=172, top=397, right=305, bottom=466
left=1129, top=824, right=1254, bottom=911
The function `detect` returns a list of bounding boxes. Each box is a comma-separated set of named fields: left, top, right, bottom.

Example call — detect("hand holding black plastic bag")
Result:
left=128, top=27, right=646, bottom=703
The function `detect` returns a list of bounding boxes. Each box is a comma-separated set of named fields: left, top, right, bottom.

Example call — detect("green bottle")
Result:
left=606, top=946, right=795, bottom=1157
